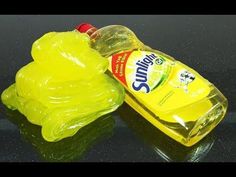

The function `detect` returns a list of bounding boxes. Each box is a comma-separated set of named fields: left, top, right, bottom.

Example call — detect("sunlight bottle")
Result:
left=76, top=23, right=228, bottom=147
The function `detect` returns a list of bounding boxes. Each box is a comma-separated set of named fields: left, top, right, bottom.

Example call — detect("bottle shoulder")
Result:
left=90, top=25, right=176, bottom=63
left=90, top=25, right=145, bottom=57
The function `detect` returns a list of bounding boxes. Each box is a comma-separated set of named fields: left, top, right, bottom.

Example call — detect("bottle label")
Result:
left=109, top=50, right=211, bottom=115
left=110, top=50, right=171, bottom=93
left=106, top=45, right=220, bottom=145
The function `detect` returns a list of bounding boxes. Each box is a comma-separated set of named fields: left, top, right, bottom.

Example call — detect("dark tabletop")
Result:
left=0, top=15, right=235, bottom=162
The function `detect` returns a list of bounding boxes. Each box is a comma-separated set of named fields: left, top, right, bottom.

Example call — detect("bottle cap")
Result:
left=75, top=23, right=97, bottom=35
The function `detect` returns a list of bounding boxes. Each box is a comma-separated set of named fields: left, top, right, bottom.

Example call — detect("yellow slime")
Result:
left=1, top=31, right=125, bottom=142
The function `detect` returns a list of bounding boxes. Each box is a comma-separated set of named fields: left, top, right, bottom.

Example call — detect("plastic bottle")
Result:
left=76, top=23, right=228, bottom=146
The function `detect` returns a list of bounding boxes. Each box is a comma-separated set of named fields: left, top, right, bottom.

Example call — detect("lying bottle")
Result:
left=118, top=103, right=215, bottom=162
left=3, top=106, right=114, bottom=162
left=76, top=23, right=228, bottom=146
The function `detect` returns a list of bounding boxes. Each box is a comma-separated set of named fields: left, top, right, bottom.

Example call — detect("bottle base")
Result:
left=124, top=86, right=228, bottom=147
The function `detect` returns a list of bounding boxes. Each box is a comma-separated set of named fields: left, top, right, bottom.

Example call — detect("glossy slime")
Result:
left=1, top=31, right=125, bottom=142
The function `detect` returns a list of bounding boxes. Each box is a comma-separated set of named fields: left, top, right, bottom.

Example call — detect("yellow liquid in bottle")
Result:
left=88, top=25, right=228, bottom=146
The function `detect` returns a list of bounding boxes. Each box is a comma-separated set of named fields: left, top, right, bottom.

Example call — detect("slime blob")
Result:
left=1, top=31, right=124, bottom=142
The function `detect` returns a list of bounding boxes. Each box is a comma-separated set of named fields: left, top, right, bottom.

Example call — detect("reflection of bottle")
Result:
left=3, top=107, right=115, bottom=162
left=117, top=103, right=215, bottom=162
left=77, top=24, right=227, bottom=146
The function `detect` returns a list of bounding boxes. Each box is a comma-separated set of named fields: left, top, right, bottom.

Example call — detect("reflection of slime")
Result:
left=3, top=107, right=115, bottom=162
left=118, top=103, right=215, bottom=162
left=1, top=31, right=124, bottom=142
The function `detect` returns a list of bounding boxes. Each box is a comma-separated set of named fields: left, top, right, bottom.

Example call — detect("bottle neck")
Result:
left=76, top=23, right=146, bottom=57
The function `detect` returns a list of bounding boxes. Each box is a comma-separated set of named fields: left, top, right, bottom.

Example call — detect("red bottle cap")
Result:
left=75, top=23, right=97, bottom=34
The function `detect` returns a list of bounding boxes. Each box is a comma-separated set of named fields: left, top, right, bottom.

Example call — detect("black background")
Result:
left=0, top=15, right=235, bottom=162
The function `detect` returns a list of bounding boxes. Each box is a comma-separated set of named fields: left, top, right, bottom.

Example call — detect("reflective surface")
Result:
left=0, top=15, right=235, bottom=162
left=0, top=103, right=235, bottom=162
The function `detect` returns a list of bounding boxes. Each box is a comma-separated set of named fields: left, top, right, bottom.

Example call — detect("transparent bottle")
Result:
left=76, top=23, right=228, bottom=146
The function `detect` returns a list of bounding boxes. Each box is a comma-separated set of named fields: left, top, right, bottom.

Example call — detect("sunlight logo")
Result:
left=132, top=53, right=157, bottom=93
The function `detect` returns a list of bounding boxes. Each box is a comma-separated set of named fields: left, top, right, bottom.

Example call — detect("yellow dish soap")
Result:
left=76, top=23, right=228, bottom=146
left=1, top=31, right=124, bottom=142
